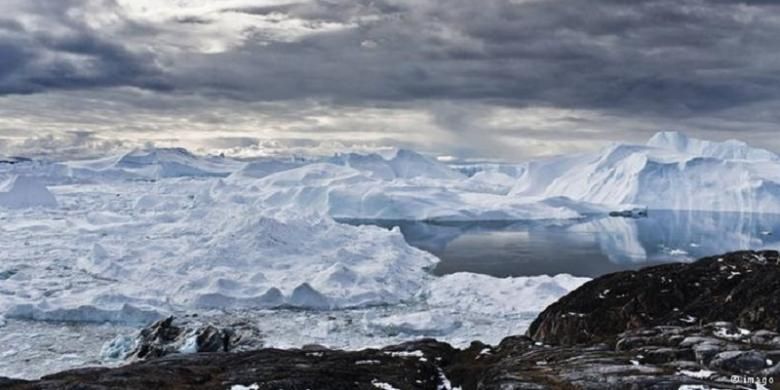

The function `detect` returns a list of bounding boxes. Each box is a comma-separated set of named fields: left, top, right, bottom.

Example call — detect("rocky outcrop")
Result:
left=6, top=340, right=458, bottom=390
left=126, top=316, right=264, bottom=359
left=7, top=322, right=779, bottom=389
left=100, top=316, right=266, bottom=361
left=477, top=322, right=780, bottom=389
left=528, top=250, right=780, bottom=346
left=5, top=251, right=780, bottom=389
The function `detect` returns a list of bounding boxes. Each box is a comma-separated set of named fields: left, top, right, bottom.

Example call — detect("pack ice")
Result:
left=0, top=131, right=777, bottom=334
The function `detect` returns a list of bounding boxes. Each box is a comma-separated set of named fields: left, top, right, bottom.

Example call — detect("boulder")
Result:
left=126, top=316, right=263, bottom=360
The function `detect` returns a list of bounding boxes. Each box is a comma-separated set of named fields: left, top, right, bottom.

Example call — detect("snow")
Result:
left=371, top=380, right=401, bottom=390
left=678, top=369, right=715, bottom=379
left=386, top=350, right=425, bottom=358
left=230, top=384, right=259, bottom=390
left=437, top=368, right=461, bottom=390
left=0, top=176, right=58, bottom=209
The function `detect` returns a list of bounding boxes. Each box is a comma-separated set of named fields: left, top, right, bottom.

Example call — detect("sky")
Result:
left=1, top=0, right=779, bottom=161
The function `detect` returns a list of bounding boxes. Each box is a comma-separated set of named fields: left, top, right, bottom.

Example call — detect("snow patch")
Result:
left=678, top=369, right=715, bottom=379
left=229, top=384, right=259, bottom=390
left=371, top=380, right=401, bottom=390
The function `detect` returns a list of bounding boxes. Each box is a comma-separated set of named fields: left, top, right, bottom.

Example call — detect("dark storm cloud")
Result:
left=4, top=0, right=780, bottom=121
left=158, top=0, right=780, bottom=120
left=0, top=1, right=168, bottom=95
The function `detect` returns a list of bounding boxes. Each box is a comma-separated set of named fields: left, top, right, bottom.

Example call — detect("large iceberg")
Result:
left=509, top=131, right=780, bottom=213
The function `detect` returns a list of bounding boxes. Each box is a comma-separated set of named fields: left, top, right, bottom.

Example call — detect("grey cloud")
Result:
left=0, top=0, right=168, bottom=95
left=2, top=0, right=780, bottom=159
left=5, top=0, right=780, bottom=120
left=145, top=0, right=780, bottom=122
left=0, top=130, right=132, bottom=159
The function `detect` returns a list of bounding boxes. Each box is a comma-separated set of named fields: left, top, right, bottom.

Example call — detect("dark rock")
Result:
left=710, top=350, right=768, bottom=372
left=609, top=208, right=648, bottom=218
left=127, top=316, right=262, bottom=359
left=528, top=250, right=780, bottom=346
left=0, top=378, right=29, bottom=387
left=8, top=342, right=452, bottom=390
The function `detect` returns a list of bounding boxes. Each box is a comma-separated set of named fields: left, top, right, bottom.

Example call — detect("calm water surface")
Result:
left=343, top=210, right=780, bottom=278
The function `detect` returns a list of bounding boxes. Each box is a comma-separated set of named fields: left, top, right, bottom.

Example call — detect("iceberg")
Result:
left=2, top=131, right=776, bottom=330
left=511, top=131, right=780, bottom=213
left=227, top=158, right=596, bottom=221
left=62, top=148, right=245, bottom=182
left=0, top=185, right=440, bottom=322
left=0, top=176, right=58, bottom=209
left=647, top=131, right=779, bottom=161
left=328, top=149, right=465, bottom=181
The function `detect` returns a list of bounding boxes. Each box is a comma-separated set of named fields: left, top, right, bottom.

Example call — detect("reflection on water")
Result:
left=342, top=210, right=780, bottom=278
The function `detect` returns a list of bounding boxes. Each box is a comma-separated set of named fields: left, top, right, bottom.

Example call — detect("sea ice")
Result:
left=3, top=131, right=777, bottom=379
left=0, top=181, right=440, bottom=322
left=0, top=176, right=58, bottom=209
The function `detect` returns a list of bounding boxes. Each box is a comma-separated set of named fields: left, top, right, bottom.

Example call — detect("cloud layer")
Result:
left=1, top=0, right=779, bottom=159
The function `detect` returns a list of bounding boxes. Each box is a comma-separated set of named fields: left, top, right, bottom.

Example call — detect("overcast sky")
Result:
left=1, top=0, right=779, bottom=161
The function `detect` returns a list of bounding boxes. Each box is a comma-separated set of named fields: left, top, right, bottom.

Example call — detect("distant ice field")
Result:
left=2, top=131, right=780, bottom=378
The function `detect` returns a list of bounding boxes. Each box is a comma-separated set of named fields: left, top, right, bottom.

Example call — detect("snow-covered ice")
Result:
left=0, top=180, right=440, bottom=322
left=2, top=131, right=779, bottom=379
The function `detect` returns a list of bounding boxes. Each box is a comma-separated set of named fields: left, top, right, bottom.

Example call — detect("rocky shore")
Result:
left=4, top=251, right=780, bottom=389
